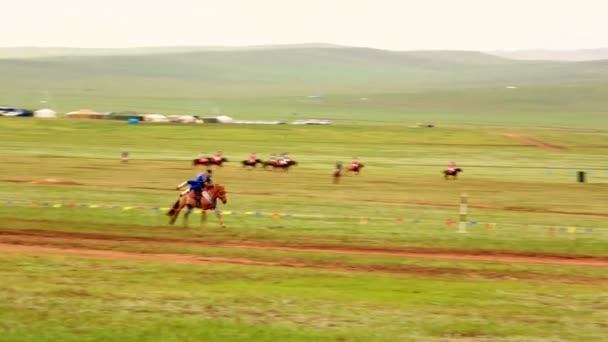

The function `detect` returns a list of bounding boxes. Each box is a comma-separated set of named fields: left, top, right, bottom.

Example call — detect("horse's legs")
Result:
left=215, top=210, right=225, bottom=228
left=169, top=199, right=184, bottom=225
left=201, top=210, right=207, bottom=225
left=183, top=205, right=193, bottom=227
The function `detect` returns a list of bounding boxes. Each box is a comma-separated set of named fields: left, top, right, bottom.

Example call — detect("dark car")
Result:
left=0, top=107, right=34, bottom=117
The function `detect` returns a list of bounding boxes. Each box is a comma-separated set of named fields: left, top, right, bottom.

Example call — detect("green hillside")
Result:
left=1, top=46, right=608, bottom=127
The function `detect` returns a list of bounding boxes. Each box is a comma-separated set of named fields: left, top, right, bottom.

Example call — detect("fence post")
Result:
left=458, top=193, right=468, bottom=234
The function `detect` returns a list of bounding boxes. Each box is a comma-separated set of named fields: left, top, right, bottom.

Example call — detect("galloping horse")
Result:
left=332, top=169, right=341, bottom=183
left=263, top=160, right=298, bottom=171
left=166, top=184, right=228, bottom=227
left=443, top=168, right=463, bottom=180
left=242, top=159, right=263, bottom=168
left=192, top=157, right=228, bottom=167
left=346, top=163, right=364, bottom=175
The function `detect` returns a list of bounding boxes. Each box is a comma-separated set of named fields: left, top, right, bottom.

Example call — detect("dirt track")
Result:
left=500, top=133, right=563, bottom=151
left=1, top=229, right=606, bottom=268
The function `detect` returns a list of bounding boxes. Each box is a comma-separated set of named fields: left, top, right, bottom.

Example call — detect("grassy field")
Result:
left=0, top=117, right=607, bottom=341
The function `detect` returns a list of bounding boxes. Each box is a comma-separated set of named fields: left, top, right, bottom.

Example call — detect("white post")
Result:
left=458, top=193, right=468, bottom=234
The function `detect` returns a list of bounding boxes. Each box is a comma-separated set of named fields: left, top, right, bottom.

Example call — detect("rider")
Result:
left=448, top=161, right=457, bottom=173
left=176, top=169, right=213, bottom=202
left=351, top=157, right=360, bottom=169
left=248, top=152, right=257, bottom=163
left=278, top=153, right=290, bottom=165
left=214, top=151, right=223, bottom=161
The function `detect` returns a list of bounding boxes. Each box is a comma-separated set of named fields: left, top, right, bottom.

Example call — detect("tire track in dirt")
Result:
left=1, top=243, right=606, bottom=285
left=1, top=229, right=606, bottom=267
left=500, top=133, right=563, bottom=151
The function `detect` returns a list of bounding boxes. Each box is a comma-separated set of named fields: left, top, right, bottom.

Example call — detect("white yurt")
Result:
left=34, top=108, right=57, bottom=118
left=143, top=114, right=170, bottom=123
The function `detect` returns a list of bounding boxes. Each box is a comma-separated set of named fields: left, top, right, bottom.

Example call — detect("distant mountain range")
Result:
left=1, top=44, right=607, bottom=61
left=489, top=48, right=608, bottom=61
left=1, top=44, right=607, bottom=104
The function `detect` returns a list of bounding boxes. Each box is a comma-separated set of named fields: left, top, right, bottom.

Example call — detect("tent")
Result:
left=34, top=108, right=57, bottom=118
left=143, top=114, right=170, bottom=123
left=65, top=109, right=107, bottom=119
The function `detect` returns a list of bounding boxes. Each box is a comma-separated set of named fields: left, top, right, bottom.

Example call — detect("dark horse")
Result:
left=167, top=184, right=228, bottom=227
left=333, top=169, right=342, bottom=183
left=263, top=160, right=298, bottom=171
left=346, top=163, right=365, bottom=175
left=242, top=159, right=263, bottom=168
left=443, top=168, right=463, bottom=180
left=192, top=157, right=228, bottom=167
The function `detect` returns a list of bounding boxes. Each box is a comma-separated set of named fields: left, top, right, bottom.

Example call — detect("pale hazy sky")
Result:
left=2, top=0, right=607, bottom=50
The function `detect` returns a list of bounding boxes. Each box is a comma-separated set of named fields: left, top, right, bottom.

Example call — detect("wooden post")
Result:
left=458, top=193, right=468, bottom=234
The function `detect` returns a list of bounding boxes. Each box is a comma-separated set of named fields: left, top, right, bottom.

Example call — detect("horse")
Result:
left=166, top=184, right=228, bottom=227
left=346, top=163, right=364, bottom=175
left=241, top=159, right=263, bottom=168
left=332, top=169, right=342, bottom=183
left=192, top=157, right=228, bottom=167
left=263, top=160, right=298, bottom=171
left=443, top=168, right=463, bottom=180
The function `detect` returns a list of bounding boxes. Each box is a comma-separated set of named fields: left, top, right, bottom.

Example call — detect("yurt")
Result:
left=65, top=109, right=107, bottom=119
left=34, top=108, right=58, bottom=118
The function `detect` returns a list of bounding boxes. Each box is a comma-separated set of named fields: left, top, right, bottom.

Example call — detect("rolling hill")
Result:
left=1, top=45, right=607, bottom=126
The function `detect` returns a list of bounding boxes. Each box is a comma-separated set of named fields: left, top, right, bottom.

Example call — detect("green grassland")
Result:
left=0, top=117, right=607, bottom=341
left=1, top=47, right=607, bottom=340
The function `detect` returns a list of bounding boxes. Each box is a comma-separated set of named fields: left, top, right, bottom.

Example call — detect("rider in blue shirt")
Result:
left=176, top=170, right=213, bottom=201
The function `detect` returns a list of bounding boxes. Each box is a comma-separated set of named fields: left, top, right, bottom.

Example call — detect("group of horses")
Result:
left=171, top=156, right=463, bottom=227
left=192, top=157, right=298, bottom=170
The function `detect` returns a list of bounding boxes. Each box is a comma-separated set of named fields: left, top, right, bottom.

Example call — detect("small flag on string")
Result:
left=360, top=217, right=369, bottom=224
left=567, top=227, right=577, bottom=234
left=395, top=217, right=404, bottom=223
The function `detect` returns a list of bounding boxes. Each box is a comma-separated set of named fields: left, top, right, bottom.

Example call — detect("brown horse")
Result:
left=332, top=169, right=341, bottom=183
left=443, top=168, right=463, bottom=180
left=263, top=160, right=298, bottom=171
left=346, top=163, right=364, bottom=175
left=167, top=184, right=228, bottom=227
left=192, top=157, right=228, bottom=167
left=242, top=159, right=263, bottom=168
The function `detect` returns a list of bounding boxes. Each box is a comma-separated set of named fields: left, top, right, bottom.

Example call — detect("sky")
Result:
left=1, top=0, right=607, bottom=51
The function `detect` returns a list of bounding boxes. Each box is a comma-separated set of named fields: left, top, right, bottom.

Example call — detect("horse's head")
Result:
left=212, top=184, right=227, bottom=204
